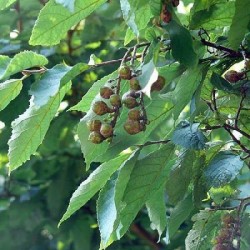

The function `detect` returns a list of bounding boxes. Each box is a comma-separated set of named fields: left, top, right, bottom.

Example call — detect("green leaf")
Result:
left=59, top=153, right=131, bottom=225
left=55, top=0, right=76, bottom=12
left=228, top=0, right=250, bottom=50
left=210, top=72, right=234, bottom=93
left=120, top=0, right=152, bottom=37
left=204, top=151, right=244, bottom=188
left=0, top=56, right=11, bottom=77
left=0, top=0, right=17, bottom=10
left=166, top=150, right=195, bottom=204
left=114, top=145, right=175, bottom=243
left=171, top=65, right=204, bottom=119
left=29, top=0, right=106, bottom=46
left=138, top=59, right=158, bottom=97
left=168, top=193, right=194, bottom=238
left=172, top=121, right=207, bottom=150
left=146, top=185, right=167, bottom=240
left=97, top=150, right=140, bottom=248
left=0, top=51, right=48, bottom=80
left=8, top=65, right=74, bottom=171
left=185, top=210, right=226, bottom=250
left=0, top=79, right=22, bottom=112
left=190, top=2, right=235, bottom=30
left=70, top=71, right=117, bottom=112
left=98, top=145, right=175, bottom=248
left=166, top=20, right=198, bottom=68
left=149, top=0, right=161, bottom=16
left=8, top=82, right=71, bottom=171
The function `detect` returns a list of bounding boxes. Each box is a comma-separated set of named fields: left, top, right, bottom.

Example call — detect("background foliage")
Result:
left=0, top=0, right=250, bottom=249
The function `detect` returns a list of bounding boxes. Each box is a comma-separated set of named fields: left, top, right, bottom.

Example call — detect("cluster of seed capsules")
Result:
left=87, top=65, right=166, bottom=144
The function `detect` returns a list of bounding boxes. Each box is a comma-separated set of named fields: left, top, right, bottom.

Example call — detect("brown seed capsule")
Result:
left=224, top=70, right=244, bottom=83
left=92, top=101, right=112, bottom=115
left=100, top=123, right=113, bottom=138
left=122, top=95, right=139, bottom=109
left=123, top=119, right=142, bottom=135
left=88, top=131, right=104, bottom=144
left=118, top=65, right=132, bottom=80
left=151, top=76, right=166, bottom=91
left=160, top=4, right=172, bottom=23
left=130, top=77, right=141, bottom=90
left=128, top=109, right=141, bottom=120
left=110, top=94, right=121, bottom=107
left=100, top=87, right=114, bottom=99
left=87, top=120, right=102, bottom=132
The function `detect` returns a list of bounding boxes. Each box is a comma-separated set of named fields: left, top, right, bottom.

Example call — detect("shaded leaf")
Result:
left=168, top=193, right=194, bottom=238
left=172, top=121, right=207, bottom=150
left=166, top=20, right=198, bottom=68
left=204, top=151, right=244, bottom=188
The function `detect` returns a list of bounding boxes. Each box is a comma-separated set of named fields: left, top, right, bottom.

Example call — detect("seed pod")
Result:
left=100, top=87, right=114, bottom=99
left=160, top=4, right=172, bottom=23
left=88, top=131, right=104, bottom=144
left=122, top=95, right=139, bottom=109
left=224, top=70, right=244, bottom=83
left=130, top=77, right=141, bottom=90
left=118, top=65, right=131, bottom=80
left=87, top=120, right=102, bottom=132
left=92, top=101, right=112, bottom=115
left=123, top=119, right=142, bottom=135
left=128, top=109, right=141, bottom=120
left=100, top=123, right=113, bottom=138
left=151, top=76, right=166, bottom=91
left=110, top=94, right=121, bottom=107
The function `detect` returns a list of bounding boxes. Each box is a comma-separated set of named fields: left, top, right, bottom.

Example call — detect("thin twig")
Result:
left=235, top=94, right=245, bottom=128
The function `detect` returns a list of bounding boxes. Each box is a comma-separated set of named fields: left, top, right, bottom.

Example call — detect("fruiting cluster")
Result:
left=88, top=85, right=121, bottom=144
left=214, top=213, right=239, bottom=250
left=224, top=70, right=245, bottom=83
left=87, top=63, right=166, bottom=143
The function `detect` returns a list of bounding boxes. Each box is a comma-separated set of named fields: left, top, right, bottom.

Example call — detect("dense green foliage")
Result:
left=1, top=0, right=250, bottom=249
